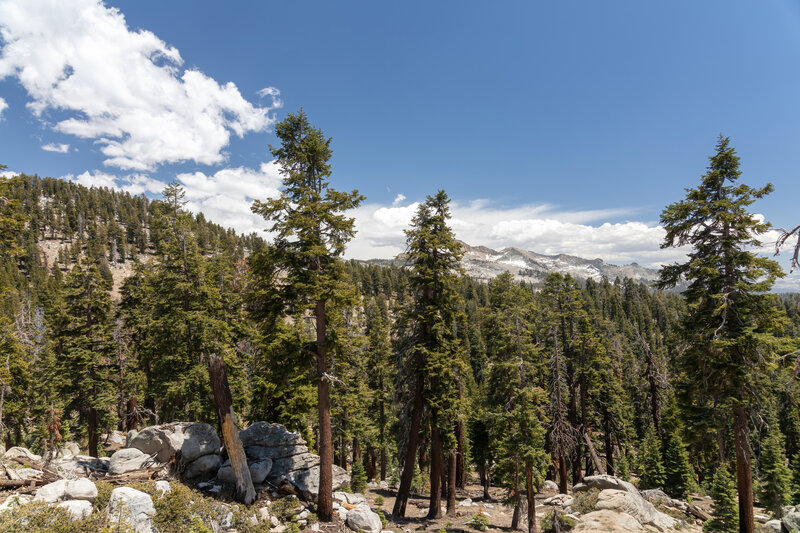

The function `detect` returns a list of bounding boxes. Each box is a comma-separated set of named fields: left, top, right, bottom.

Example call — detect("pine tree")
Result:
left=759, top=411, right=792, bottom=517
left=657, top=136, right=786, bottom=533
left=392, top=190, right=465, bottom=518
left=704, top=463, right=738, bottom=533
left=639, top=424, right=666, bottom=490
left=250, top=109, right=364, bottom=521
left=662, top=431, right=694, bottom=499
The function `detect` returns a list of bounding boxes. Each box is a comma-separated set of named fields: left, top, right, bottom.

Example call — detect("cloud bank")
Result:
left=0, top=0, right=280, bottom=171
left=41, top=143, right=70, bottom=153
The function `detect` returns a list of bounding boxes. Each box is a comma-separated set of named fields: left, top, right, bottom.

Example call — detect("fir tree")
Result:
left=250, top=109, right=364, bottom=521
left=657, top=136, right=786, bottom=533
left=639, top=424, right=666, bottom=490
left=662, top=431, right=694, bottom=499
left=704, top=463, right=738, bottom=533
left=759, top=411, right=792, bottom=517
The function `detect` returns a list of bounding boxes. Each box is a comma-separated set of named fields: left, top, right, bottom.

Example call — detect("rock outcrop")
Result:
left=129, top=422, right=220, bottom=463
left=108, top=486, right=156, bottom=533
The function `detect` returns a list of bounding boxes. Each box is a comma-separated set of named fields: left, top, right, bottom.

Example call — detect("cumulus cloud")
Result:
left=176, top=161, right=283, bottom=234
left=64, top=170, right=164, bottom=196
left=0, top=96, right=7, bottom=118
left=346, top=198, right=689, bottom=268
left=0, top=0, right=280, bottom=171
left=41, top=142, right=70, bottom=153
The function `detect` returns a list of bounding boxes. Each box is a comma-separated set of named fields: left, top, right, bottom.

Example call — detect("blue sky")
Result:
left=1, top=0, right=800, bottom=285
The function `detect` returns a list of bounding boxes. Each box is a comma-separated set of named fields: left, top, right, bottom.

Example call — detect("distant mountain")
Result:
left=370, top=241, right=661, bottom=286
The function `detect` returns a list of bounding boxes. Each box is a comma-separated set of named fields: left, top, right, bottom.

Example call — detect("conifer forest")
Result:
left=1, top=113, right=800, bottom=533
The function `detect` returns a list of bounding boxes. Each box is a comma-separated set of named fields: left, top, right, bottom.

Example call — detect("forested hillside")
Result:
left=1, top=132, right=800, bottom=532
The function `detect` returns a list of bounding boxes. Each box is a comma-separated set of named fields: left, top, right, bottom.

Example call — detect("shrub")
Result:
left=374, top=495, right=384, bottom=507
left=541, top=510, right=576, bottom=533
left=351, top=460, right=367, bottom=493
left=467, top=513, right=490, bottom=531
left=377, top=509, right=387, bottom=529
left=571, top=488, right=599, bottom=514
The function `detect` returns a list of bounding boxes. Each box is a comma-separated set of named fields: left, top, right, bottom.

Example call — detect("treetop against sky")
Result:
left=1, top=0, right=799, bottom=286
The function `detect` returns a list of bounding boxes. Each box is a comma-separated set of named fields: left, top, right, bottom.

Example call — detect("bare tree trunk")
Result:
left=456, top=420, right=465, bottom=489
left=447, top=448, right=457, bottom=516
left=511, top=461, right=522, bottom=530
left=316, top=300, right=334, bottom=521
left=428, top=423, right=443, bottom=519
left=380, top=394, right=387, bottom=481
left=526, top=462, right=538, bottom=533
left=126, top=396, right=138, bottom=431
left=733, top=406, right=754, bottom=533
left=208, top=355, right=255, bottom=505
left=393, top=368, right=424, bottom=517
left=478, top=460, right=491, bottom=500
left=558, top=455, right=568, bottom=495
left=88, top=406, right=98, bottom=458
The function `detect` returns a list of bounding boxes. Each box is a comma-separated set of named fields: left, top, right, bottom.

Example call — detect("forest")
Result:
left=1, top=113, right=800, bottom=533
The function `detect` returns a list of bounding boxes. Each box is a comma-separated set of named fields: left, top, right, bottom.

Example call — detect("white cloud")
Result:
left=176, top=161, right=283, bottom=234
left=0, top=96, right=7, bottom=118
left=64, top=170, right=163, bottom=195
left=0, top=0, right=280, bottom=171
left=41, top=142, right=69, bottom=153
left=346, top=197, right=688, bottom=268
left=0, top=169, right=16, bottom=178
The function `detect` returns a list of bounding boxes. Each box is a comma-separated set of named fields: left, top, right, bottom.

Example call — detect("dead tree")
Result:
left=208, top=355, right=254, bottom=505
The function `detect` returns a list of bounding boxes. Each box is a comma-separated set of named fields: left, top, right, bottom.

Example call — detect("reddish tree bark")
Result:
left=88, top=406, right=98, bottom=458
left=392, top=367, right=424, bottom=517
left=428, top=424, right=444, bottom=519
left=316, top=300, right=333, bottom=521
left=734, top=406, right=754, bottom=533
left=446, top=448, right=457, bottom=516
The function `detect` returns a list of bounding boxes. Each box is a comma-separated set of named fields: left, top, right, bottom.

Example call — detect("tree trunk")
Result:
left=428, top=423, right=444, bottom=519
left=603, top=412, right=614, bottom=475
left=353, top=438, right=360, bottom=463
left=526, top=462, right=537, bottom=533
left=316, top=300, right=334, bottom=521
left=558, top=454, right=568, bottom=495
left=208, top=355, right=255, bottom=505
left=478, top=460, right=490, bottom=500
left=88, top=406, right=98, bottom=458
left=447, top=448, right=457, bottom=516
left=733, top=406, right=754, bottom=533
left=392, top=368, right=424, bottom=517
left=511, top=461, right=522, bottom=530
left=456, top=420, right=465, bottom=489
left=126, top=396, right=138, bottom=431
left=380, top=394, right=387, bottom=480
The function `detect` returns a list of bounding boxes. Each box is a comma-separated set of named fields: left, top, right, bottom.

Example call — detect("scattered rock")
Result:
left=458, top=497, right=474, bottom=507
left=185, top=453, right=222, bottom=479
left=595, top=489, right=676, bottom=531
left=346, top=503, right=382, bottom=533
left=764, top=519, right=782, bottom=533
left=542, top=480, right=559, bottom=491
left=52, top=455, right=109, bottom=477
left=250, top=458, right=272, bottom=484
left=58, top=499, right=93, bottom=518
left=282, top=462, right=350, bottom=501
left=573, top=510, right=646, bottom=532
left=126, top=429, right=139, bottom=447
left=155, top=480, right=171, bottom=497
left=240, top=422, right=306, bottom=449
left=65, top=478, right=97, bottom=501
left=109, top=448, right=154, bottom=475
left=543, top=494, right=574, bottom=507
left=784, top=511, right=800, bottom=532
left=34, top=479, right=69, bottom=503
left=14, top=467, right=42, bottom=480
left=2, top=446, right=41, bottom=464
left=0, top=494, right=30, bottom=512
left=108, top=486, right=156, bottom=533
left=573, top=474, right=638, bottom=494
left=129, top=422, right=220, bottom=463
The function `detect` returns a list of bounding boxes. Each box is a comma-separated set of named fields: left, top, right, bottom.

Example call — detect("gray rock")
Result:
left=108, top=487, right=156, bottom=533
left=283, top=463, right=349, bottom=501
left=0, top=494, right=30, bottom=512
left=34, top=479, right=69, bottom=503
left=270, top=453, right=321, bottom=479
left=103, top=430, right=127, bottom=446
left=239, top=422, right=306, bottom=448
left=14, top=467, right=42, bottom=480
left=185, top=454, right=222, bottom=479
left=155, top=480, right=171, bottom=497
left=573, top=510, right=646, bottom=532
left=58, top=499, right=93, bottom=518
left=3, top=446, right=41, bottom=463
left=58, top=441, right=81, bottom=457
left=541, top=480, right=559, bottom=492
left=784, top=510, right=800, bottom=532
left=52, top=455, right=109, bottom=477
left=65, top=478, right=97, bottom=501
left=109, top=447, right=154, bottom=475
left=126, top=429, right=138, bottom=447
left=764, top=519, right=782, bottom=533
left=246, top=444, right=309, bottom=461
left=595, top=489, right=676, bottom=531
left=346, top=503, right=382, bottom=533
left=250, top=459, right=272, bottom=484
left=458, top=497, right=473, bottom=507
left=543, top=494, right=574, bottom=507
left=129, top=422, right=220, bottom=463
left=573, top=474, right=638, bottom=495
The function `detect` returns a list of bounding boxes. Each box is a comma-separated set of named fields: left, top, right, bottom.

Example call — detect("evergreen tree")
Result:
left=657, top=136, right=785, bottom=533
left=704, top=463, right=738, bottom=533
left=393, top=190, right=465, bottom=518
left=52, top=257, right=116, bottom=457
left=759, top=411, right=792, bottom=517
left=250, top=109, right=364, bottom=521
left=662, top=431, right=694, bottom=499
left=638, top=424, right=666, bottom=490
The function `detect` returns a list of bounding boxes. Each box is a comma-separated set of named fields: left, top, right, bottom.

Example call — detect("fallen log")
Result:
left=688, top=504, right=711, bottom=521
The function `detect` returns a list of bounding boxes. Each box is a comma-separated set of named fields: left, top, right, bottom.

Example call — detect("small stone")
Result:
left=298, top=509, right=310, bottom=520
left=271, top=515, right=281, bottom=527
left=271, top=526, right=287, bottom=533
left=155, top=480, right=171, bottom=497
left=65, top=478, right=97, bottom=502
left=34, top=479, right=68, bottom=503
left=57, top=499, right=93, bottom=518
